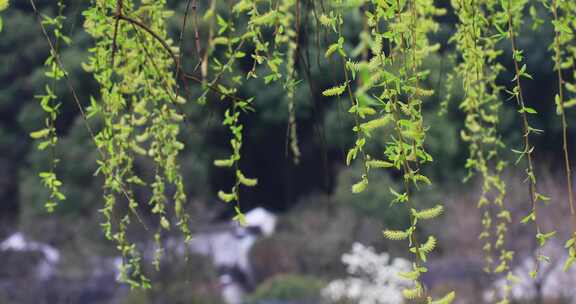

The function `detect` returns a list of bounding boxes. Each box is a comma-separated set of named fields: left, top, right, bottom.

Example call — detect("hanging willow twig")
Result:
left=500, top=0, right=555, bottom=278
left=451, top=0, right=515, bottom=301
left=544, top=0, right=576, bottom=271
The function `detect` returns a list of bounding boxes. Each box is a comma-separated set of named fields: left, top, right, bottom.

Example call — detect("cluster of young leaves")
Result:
left=537, top=0, right=576, bottom=272
left=491, top=0, right=557, bottom=279
left=214, top=0, right=305, bottom=222
left=209, top=1, right=270, bottom=225
left=374, top=1, right=453, bottom=301
left=317, top=0, right=454, bottom=302
left=29, top=0, right=68, bottom=213
left=81, top=0, right=193, bottom=288
left=320, top=0, right=371, bottom=194
left=450, top=0, right=515, bottom=300
left=235, top=0, right=302, bottom=164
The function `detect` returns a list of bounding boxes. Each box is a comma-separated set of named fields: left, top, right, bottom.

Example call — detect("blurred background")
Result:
left=1, top=1, right=576, bottom=303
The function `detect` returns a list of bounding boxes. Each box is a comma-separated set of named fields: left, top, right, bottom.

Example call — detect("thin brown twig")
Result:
left=111, top=0, right=123, bottom=67
left=177, top=0, right=193, bottom=72
left=116, top=14, right=243, bottom=103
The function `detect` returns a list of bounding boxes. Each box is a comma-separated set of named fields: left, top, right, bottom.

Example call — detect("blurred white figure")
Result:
left=243, top=207, right=277, bottom=237
left=323, top=242, right=412, bottom=304
left=220, top=273, right=245, bottom=304
left=0, top=232, right=60, bottom=279
left=188, top=207, right=277, bottom=304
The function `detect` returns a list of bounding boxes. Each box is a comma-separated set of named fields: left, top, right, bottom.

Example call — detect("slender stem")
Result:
left=505, top=0, right=541, bottom=272
left=111, top=0, right=123, bottom=67
left=551, top=0, right=576, bottom=219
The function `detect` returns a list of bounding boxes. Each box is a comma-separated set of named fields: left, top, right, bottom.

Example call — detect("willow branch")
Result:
left=30, top=0, right=148, bottom=229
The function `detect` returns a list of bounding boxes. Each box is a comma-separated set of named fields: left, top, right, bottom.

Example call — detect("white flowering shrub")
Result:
left=322, top=243, right=413, bottom=304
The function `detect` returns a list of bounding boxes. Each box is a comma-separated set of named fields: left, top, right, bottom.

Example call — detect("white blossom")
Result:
left=322, top=242, right=412, bottom=304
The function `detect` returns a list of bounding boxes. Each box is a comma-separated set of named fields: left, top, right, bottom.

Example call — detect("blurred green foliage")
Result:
left=246, top=274, right=326, bottom=304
